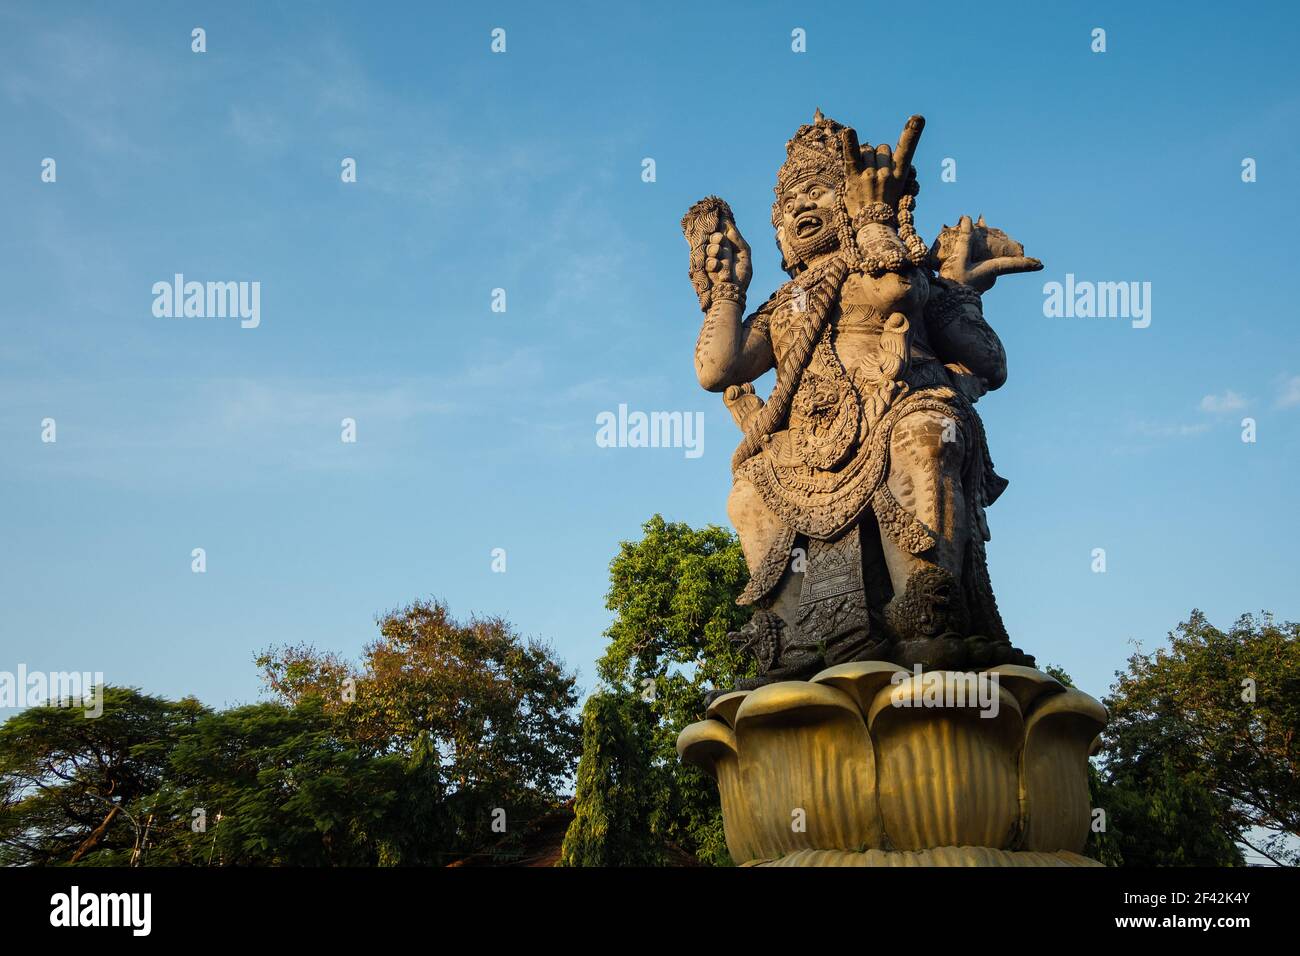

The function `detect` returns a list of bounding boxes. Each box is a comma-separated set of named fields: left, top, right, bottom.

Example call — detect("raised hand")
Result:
left=931, top=215, right=1042, bottom=294
left=682, top=196, right=751, bottom=310
left=705, top=220, right=752, bottom=291
left=839, top=114, right=925, bottom=218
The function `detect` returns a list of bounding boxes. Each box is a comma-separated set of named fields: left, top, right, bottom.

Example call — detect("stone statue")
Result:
left=683, top=110, right=1044, bottom=691
left=677, top=113, right=1110, bottom=867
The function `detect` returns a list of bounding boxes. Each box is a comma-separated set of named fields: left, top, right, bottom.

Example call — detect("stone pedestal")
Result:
left=676, top=662, right=1106, bottom=866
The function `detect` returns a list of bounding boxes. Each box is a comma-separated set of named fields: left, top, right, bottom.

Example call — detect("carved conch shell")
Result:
left=927, top=218, right=1026, bottom=272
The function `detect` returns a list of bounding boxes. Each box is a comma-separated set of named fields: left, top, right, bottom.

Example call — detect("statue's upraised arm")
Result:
left=682, top=197, right=774, bottom=392
left=925, top=216, right=1043, bottom=392
left=926, top=280, right=1007, bottom=393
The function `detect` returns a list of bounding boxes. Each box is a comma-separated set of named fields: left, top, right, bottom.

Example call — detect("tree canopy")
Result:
left=558, top=691, right=663, bottom=866
left=4, top=555, right=1292, bottom=867
left=1, top=600, right=581, bottom=866
left=1097, top=610, right=1297, bottom=865
left=564, top=515, right=753, bottom=865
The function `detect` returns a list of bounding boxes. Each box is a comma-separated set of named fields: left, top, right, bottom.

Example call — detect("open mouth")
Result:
left=794, top=214, right=823, bottom=238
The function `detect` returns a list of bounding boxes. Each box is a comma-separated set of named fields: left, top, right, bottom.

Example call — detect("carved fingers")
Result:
left=705, top=228, right=751, bottom=292
left=966, top=255, right=1044, bottom=290
left=893, top=114, right=925, bottom=178
left=840, top=126, right=865, bottom=179
left=705, top=231, right=729, bottom=278
left=948, top=214, right=977, bottom=270
left=939, top=216, right=1043, bottom=293
left=839, top=116, right=925, bottom=215
left=724, top=221, right=753, bottom=288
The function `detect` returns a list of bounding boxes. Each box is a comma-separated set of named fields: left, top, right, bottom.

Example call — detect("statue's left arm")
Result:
left=926, top=281, right=1008, bottom=392
left=926, top=214, right=1043, bottom=394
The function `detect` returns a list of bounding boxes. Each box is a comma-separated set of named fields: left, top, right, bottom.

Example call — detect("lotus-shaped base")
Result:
left=677, top=663, right=1106, bottom=867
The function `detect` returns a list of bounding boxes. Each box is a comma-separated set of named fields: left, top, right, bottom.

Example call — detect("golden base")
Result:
left=678, top=663, right=1108, bottom=866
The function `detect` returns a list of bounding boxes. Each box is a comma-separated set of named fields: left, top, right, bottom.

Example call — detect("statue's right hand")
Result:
left=839, top=115, right=925, bottom=219
left=703, top=222, right=752, bottom=293
left=683, top=197, right=751, bottom=310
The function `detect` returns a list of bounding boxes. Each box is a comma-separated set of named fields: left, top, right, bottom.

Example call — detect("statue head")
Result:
left=772, top=109, right=857, bottom=272
left=772, top=110, right=929, bottom=280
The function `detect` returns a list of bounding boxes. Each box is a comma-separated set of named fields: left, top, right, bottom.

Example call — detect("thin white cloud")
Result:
left=448, top=348, right=547, bottom=392
left=0, top=13, right=173, bottom=161
left=0, top=376, right=455, bottom=488
left=1130, top=420, right=1211, bottom=438
left=1276, top=375, right=1300, bottom=409
left=206, top=378, right=450, bottom=433
left=1199, top=390, right=1248, bottom=414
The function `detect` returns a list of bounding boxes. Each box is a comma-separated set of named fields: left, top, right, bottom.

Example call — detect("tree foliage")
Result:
left=557, top=691, right=662, bottom=866
left=1, top=600, right=581, bottom=866
left=153, top=700, right=441, bottom=865
left=0, top=687, right=206, bottom=866
left=1097, top=610, right=1298, bottom=865
left=258, top=599, right=582, bottom=850
left=1087, top=752, right=1243, bottom=867
left=569, top=515, right=753, bottom=865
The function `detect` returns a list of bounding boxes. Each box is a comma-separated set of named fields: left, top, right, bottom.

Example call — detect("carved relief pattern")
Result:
left=872, top=483, right=936, bottom=555
left=737, top=390, right=972, bottom=541
left=685, top=109, right=1039, bottom=680
left=736, top=524, right=797, bottom=607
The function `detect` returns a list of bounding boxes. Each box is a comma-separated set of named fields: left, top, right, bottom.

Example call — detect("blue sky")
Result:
left=1, top=0, right=1298, bottom=715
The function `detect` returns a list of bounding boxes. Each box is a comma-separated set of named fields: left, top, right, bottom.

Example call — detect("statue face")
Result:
left=780, top=178, right=838, bottom=254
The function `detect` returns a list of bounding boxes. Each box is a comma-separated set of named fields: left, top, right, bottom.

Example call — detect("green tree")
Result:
left=0, top=688, right=446, bottom=866
left=1045, top=660, right=1244, bottom=867
left=1088, top=753, right=1243, bottom=867
left=1095, top=610, right=1297, bottom=865
left=154, top=699, right=442, bottom=866
left=558, top=691, right=663, bottom=866
left=258, top=599, right=582, bottom=857
left=589, top=515, right=753, bottom=864
left=0, top=687, right=206, bottom=866
left=3, top=600, right=582, bottom=867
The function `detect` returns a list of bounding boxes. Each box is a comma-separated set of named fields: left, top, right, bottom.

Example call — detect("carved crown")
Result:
left=775, top=108, right=849, bottom=198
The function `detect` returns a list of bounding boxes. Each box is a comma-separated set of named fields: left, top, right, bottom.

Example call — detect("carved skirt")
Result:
left=734, top=383, right=1005, bottom=611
